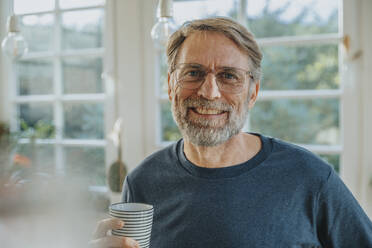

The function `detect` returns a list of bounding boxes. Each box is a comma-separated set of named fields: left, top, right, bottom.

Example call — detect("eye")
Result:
left=219, top=71, right=239, bottom=81
left=180, top=68, right=205, bottom=81
left=187, top=70, right=202, bottom=77
left=222, top=72, right=236, bottom=79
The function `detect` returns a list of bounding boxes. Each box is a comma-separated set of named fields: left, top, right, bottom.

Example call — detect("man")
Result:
left=91, top=17, right=372, bottom=248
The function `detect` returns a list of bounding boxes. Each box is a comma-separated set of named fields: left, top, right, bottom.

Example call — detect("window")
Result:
left=155, top=0, right=342, bottom=172
left=9, top=0, right=106, bottom=186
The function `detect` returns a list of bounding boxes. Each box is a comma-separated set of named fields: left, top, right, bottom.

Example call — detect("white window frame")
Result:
left=2, top=0, right=111, bottom=187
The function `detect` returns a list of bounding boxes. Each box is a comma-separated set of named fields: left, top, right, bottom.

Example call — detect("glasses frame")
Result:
left=170, top=63, right=254, bottom=94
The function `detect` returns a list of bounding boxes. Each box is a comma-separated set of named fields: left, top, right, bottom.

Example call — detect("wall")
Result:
left=108, top=0, right=147, bottom=202
left=360, top=0, right=372, bottom=217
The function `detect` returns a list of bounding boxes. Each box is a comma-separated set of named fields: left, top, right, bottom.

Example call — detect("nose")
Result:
left=196, top=73, right=221, bottom=100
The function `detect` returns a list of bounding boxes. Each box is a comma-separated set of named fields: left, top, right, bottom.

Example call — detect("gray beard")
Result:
left=171, top=97, right=250, bottom=147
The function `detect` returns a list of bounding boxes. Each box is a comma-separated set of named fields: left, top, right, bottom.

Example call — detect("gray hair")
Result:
left=166, top=17, right=263, bottom=82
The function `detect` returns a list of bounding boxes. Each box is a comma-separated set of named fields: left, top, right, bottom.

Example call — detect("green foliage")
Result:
left=247, top=0, right=338, bottom=38
left=20, top=119, right=55, bottom=139
left=161, top=102, right=182, bottom=142
left=261, top=45, right=339, bottom=90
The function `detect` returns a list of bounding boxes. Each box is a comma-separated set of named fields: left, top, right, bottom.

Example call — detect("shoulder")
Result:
left=264, top=136, right=334, bottom=184
left=127, top=139, right=181, bottom=183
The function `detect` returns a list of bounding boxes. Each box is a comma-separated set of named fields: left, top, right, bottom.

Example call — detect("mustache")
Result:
left=182, top=98, right=233, bottom=112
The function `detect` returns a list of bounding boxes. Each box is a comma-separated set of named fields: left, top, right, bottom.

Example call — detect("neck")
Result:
left=183, top=132, right=261, bottom=168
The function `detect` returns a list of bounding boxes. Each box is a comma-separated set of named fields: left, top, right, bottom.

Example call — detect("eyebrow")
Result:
left=183, top=63, right=249, bottom=72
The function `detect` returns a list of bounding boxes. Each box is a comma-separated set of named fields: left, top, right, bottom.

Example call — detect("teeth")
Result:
left=194, top=108, right=224, bottom=115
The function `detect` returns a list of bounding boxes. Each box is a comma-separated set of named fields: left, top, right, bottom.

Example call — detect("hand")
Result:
left=89, top=218, right=140, bottom=248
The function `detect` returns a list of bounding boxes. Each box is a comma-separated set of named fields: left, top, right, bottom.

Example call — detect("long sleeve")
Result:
left=316, top=170, right=372, bottom=247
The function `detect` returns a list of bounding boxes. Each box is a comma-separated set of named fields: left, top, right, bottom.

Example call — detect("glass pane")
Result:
left=64, top=146, right=105, bottom=186
left=19, top=14, right=54, bottom=52
left=174, top=0, right=238, bottom=26
left=64, top=103, right=104, bottom=139
left=15, top=144, right=55, bottom=173
left=247, top=0, right=339, bottom=38
left=16, top=58, right=54, bottom=95
left=319, top=154, right=340, bottom=173
left=159, top=51, right=168, bottom=96
left=62, top=9, right=104, bottom=50
left=250, top=98, right=340, bottom=145
left=161, top=101, right=181, bottom=142
left=18, top=103, right=54, bottom=138
left=62, top=57, right=103, bottom=94
left=14, top=0, right=54, bottom=14
left=261, top=44, right=339, bottom=90
left=60, top=0, right=105, bottom=9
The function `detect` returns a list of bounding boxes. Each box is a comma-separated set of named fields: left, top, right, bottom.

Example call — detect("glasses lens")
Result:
left=174, top=64, right=249, bottom=93
left=216, top=68, right=246, bottom=93
left=176, top=65, right=205, bottom=89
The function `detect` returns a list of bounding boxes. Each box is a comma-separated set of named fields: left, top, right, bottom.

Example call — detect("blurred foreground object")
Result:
left=0, top=120, right=109, bottom=247
left=108, top=118, right=127, bottom=192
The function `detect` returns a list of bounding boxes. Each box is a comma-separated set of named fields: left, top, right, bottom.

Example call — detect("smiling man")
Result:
left=91, top=17, right=372, bottom=248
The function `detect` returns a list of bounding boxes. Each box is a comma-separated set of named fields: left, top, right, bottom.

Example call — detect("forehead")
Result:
left=176, top=31, right=251, bottom=69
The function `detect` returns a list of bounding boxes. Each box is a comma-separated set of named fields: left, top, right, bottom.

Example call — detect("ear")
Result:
left=168, top=72, right=173, bottom=101
left=248, top=81, right=260, bottom=109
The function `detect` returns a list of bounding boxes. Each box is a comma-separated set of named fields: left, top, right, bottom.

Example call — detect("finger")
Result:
left=93, top=218, right=124, bottom=239
left=89, top=236, right=140, bottom=248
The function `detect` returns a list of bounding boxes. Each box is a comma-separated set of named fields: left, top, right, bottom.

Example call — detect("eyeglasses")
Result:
left=171, top=63, right=253, bottom=94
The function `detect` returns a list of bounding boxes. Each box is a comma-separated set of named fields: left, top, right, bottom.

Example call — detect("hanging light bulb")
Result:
left=1, top=15, right=28, bottom=60
left=151, top=0, right=177, bottom=50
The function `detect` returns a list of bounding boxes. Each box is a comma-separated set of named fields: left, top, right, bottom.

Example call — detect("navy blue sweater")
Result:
left=122, top=134, right=372, bottom=247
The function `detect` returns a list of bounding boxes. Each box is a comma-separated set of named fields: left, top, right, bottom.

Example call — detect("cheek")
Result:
left=224, top=94, right=244, bottom=111
left=174, top=87, right=196, bottom=102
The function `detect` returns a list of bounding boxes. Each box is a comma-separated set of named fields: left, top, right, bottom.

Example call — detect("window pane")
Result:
left=250, top=98, right=340, bottom=145
left=19, top=103, right=54, bottom=137
left=62, top=9, right=104, bottom=50
left=174, top=0, right=238, bottom=26
left=16, top=144, right=55, bottom=173
left=319, top=154, right=340, bottom=173
left=161, top=101, right=181, bottom=142
left=261, top=44, right=339, bottom=90
left=247, top=0, right=339, bottom=38
left=14, top=0, right=54, bottom=14
left=64, top=147, right=105, bottom=186
left=16, top=58, right=54, bottom=95
left=60, top=0, right=105, bottom=9
left=19, top=14, right=54, bottom=52
left=159, top=52, right=168, bottom=96
left=62, top=57, right=103, bottom=94
left=64, top=103, right=104, bottom=139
